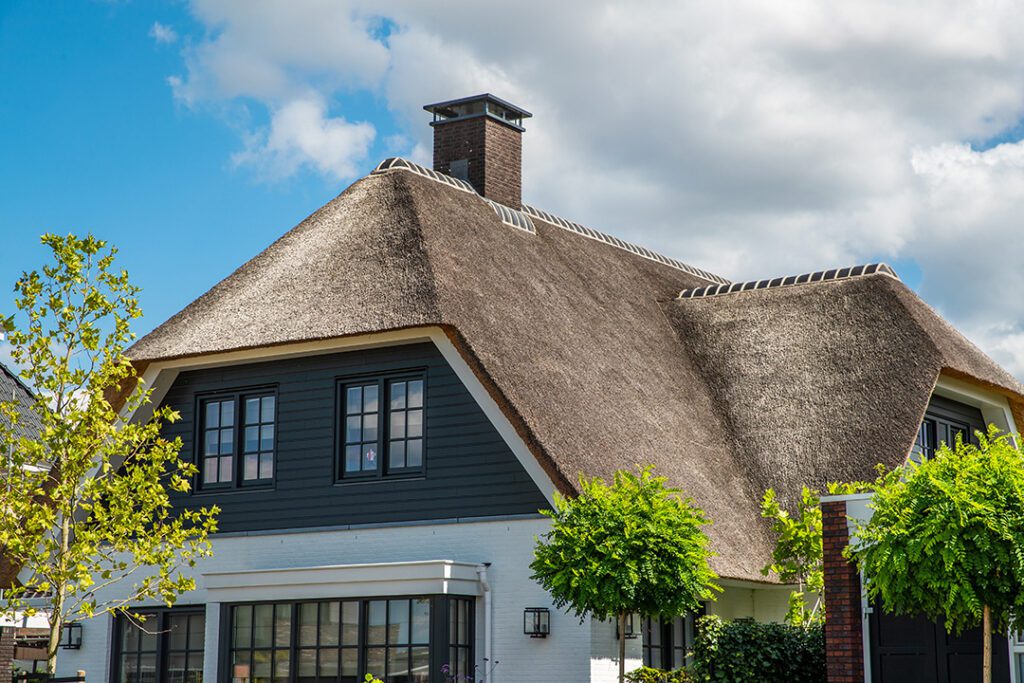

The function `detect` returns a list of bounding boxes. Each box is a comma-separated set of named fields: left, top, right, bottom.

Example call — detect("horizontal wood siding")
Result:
left=162, top=342, right=548, bottom=532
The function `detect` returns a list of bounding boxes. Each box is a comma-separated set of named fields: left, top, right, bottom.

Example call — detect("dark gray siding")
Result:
left=162, top=342, right=548, bottom=532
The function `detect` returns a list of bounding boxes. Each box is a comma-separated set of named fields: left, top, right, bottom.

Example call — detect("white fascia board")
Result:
left=202, top=559, right=483, bottom=603
left=933, top=373, right=1019, bottom=434
left=129, top=327, right=559, bottom=505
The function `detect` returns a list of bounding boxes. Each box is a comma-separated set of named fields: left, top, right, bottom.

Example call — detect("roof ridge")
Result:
left=677, top=263, right=899, bottom=300
left=371, top=157, right=730, bottom=285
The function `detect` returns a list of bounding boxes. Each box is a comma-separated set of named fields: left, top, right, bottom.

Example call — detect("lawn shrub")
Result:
left=690, top=615, right=825, bottom=682
left=625, top=666, right=691, bottom=682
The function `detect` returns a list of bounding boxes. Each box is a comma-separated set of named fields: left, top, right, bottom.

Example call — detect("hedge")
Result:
left=690, top=615, right=825, bottom=682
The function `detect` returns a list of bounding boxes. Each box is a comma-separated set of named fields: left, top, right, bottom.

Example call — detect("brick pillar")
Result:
left=0, top=626, right=15, bottom=683
left=823, top=500, right=865, bottom=683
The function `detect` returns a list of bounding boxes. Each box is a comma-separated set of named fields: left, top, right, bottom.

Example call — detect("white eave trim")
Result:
left=203, top=560, right=483, bottom=602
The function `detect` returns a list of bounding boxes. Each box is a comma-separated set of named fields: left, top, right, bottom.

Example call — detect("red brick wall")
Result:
left=432, top=116, right=523, bottom=208
left=0, top=626, right=15, bottom=683
left=823, top=500, right=865, bottom=683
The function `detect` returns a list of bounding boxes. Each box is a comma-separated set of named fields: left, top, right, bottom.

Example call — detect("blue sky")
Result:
left=3, top=1, right=1024, bottom=376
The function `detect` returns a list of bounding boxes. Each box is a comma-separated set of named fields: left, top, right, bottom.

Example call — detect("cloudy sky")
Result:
left=3, top=1, right=1024, bottom=375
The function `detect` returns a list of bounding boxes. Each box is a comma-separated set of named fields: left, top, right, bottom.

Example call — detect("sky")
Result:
left=2, top=1, right=1024, bottom=376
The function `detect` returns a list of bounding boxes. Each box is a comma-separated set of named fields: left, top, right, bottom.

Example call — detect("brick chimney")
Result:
left=424, top=94, right=532, bottom=209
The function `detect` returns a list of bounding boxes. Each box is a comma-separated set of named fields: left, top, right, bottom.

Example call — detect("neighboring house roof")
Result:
left=128, top=160, right=1024, bottom=582
left=0, top=361, right=41, bottom=442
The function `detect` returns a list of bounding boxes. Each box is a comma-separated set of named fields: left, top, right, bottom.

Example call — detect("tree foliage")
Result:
left=760, top=486, right=823, bottom=627
left=0, top=234, right=219, bottom=673
left=531, top=466, right=719, bottom=683
left=847, top=427, right=1024, bottom=635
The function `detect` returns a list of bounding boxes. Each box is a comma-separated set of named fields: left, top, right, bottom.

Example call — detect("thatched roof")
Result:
left=129, top=161, right=1024, bottom=582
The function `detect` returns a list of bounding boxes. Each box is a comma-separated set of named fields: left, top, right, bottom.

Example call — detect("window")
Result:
left=339, top=375, right=425, bottom=480
left=642, top=615, right=695, bottom=671
left=199, top=391, right=276, bottom=489
left=114, top=610, right=206, bottom=683
left=228, top=597, right=469, bottom=683
left=912, top=396, right=984, bottom=462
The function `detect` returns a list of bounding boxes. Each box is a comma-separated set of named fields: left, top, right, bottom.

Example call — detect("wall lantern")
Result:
left=60, top=622, right=83, bottom=650
left=615, top=613, right=638, bottom=640
left=523, top=607, right=550, bottom=638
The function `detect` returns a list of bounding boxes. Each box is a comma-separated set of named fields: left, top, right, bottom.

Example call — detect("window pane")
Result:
left=261, top=396, right=275, bottom=423
left=389, top=442, right=406, bottom=469
left=362, top=414, right=378, bottom=442
left=411, top=599, right=429, bottom=644
left=219, top=456, right=233, bottom=482
left=188, top=652, right=204, bottom=683
left=260, top=425, right=274, bottom=451
left=389, top=600, right=410, bottom=645
left=244, top=454, right=259, bottom=481
left=391, top=382, right=406, bottom=410
left=363, top=385, right=379, bottom=413
left=245, top=398, right=260, bottom=425
left=205, top=431, right=219, bottom=457
left=366, top=649, right=385, bottom=681
left=368, top=601, right=387, bottom=645
left=253, top=605, right=274, bottom=647
left=168, top=614, right=189, bottom=650
left=387, top=647, right=409, bottom=682
left=457, top=601, right=468, bottom=645
left=345, top=446, right=360, bottom=473
left=232, top=651, right=251, bottom=683
left=220, top=428, right=234, bottom=455
left=138, top=654, right=157, bottom=683
left=318, top=649, right=338, bottom=681
left=342, top=602, right=359, bottom=645
left=122, top=620, right=140, bottom=651
left=408, top=381, right=423, bottom=409
left=406, top=440, right=422, bottom=469
left=363, top=445, right=378, bottom=471
left=245, top=426, right=260, bottom=453
left=234, top=606, right=253, bottom=648
left=206, top=402, right=220, bottom=429
left=204, top=458, right=218, bottom=484
left=299, top=604, right=317, bottom=646
left=320, top=601, right=340, bottom=646
left=346, top=387, right=362, bottom=414
left=274, top=649, right=290, bottom=682
left=390, top=413, right=406, bottom=440
left=346, top=416, right=361, bottom=443
left=222, top=401, right=235, bottom=427
left=252, top=650, right=271, bottom=678
left=407, top=410, right=422, bottom=439
left=275, top=604, right=291, bottom=647
left=341, top=648, right=358, bottom=677
left=410, top=647, right=429, bottom=683
left=259, top=453, right=273, bottom=480
left=297, top=649, right=316, bottom=679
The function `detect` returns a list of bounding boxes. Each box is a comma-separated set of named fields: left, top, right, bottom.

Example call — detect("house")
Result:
left=0, top=361, right=49, bottom=680
left=48, top=94, right=1024, bottom=683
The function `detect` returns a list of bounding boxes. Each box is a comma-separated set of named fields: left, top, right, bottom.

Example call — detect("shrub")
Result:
left=626, top=666, right=691, bottom=682
left=690, top=615, right=825, bottom=682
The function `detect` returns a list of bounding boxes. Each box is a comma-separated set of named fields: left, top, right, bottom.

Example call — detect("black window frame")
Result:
left=221, top=595, right=471, bottom=683
left=336, top=372, right=427, bottom=482
left=642, top=613, right=698, bottom=671
left=109, top=607, right=207, bottom=683
left=196, top=387, right=278, bottom=491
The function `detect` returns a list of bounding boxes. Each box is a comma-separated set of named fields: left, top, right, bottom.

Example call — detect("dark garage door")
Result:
left=870, top=605, right=1010, bottom=682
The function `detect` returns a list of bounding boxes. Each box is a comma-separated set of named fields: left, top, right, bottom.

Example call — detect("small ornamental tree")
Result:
left=0, top=234, right=219, bottom=673
left=847, top=427, right=1024, bottom=683
left=530, top=466, right=720, bottom=683
left=760, top=486, right=823, bottom=627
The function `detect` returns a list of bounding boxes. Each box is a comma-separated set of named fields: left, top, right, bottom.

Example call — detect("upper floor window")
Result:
left=200, top=390, right=276, bottom=489
left=912, top=395, right=984, bottom=462
left=339, top=375, right=425, bottom=480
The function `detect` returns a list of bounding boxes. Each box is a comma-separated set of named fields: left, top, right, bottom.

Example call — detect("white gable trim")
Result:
left=932, top=373, right=1019, bottom=434
left=130, top=327, right=558, bottom=505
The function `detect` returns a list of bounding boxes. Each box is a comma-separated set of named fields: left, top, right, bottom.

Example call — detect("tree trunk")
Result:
left=46, top=611, right=62, bottom=675
left=618, top=612, right=627, bottom=683
left=983, top=604, right=992, bottom=683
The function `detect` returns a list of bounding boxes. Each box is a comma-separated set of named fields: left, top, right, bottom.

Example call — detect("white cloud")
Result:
left=170, top=0, right=1024, bottom=377
left=149, top=21, right=178, bottom=44
left=231, top=95, right=375, bottom=181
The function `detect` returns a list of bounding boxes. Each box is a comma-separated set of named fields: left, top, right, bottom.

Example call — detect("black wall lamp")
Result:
left=524, top=607, right=550, bottom=638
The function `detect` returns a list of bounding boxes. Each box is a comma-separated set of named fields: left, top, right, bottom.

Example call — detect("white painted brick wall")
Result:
left=55, top=517, right=630, bottom=683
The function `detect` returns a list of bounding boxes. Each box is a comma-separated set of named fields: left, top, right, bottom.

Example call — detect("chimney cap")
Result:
left=424, top=93, right=532, bottom=131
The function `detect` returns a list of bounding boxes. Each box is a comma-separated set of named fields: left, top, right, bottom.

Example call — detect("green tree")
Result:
left=530, top=466, right=720, bottom=683
left=847, top=427, right=1024, bottom=683
left=0, top=234, right=219, bottom=674
left=760, top=486, right=823, bottom=627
